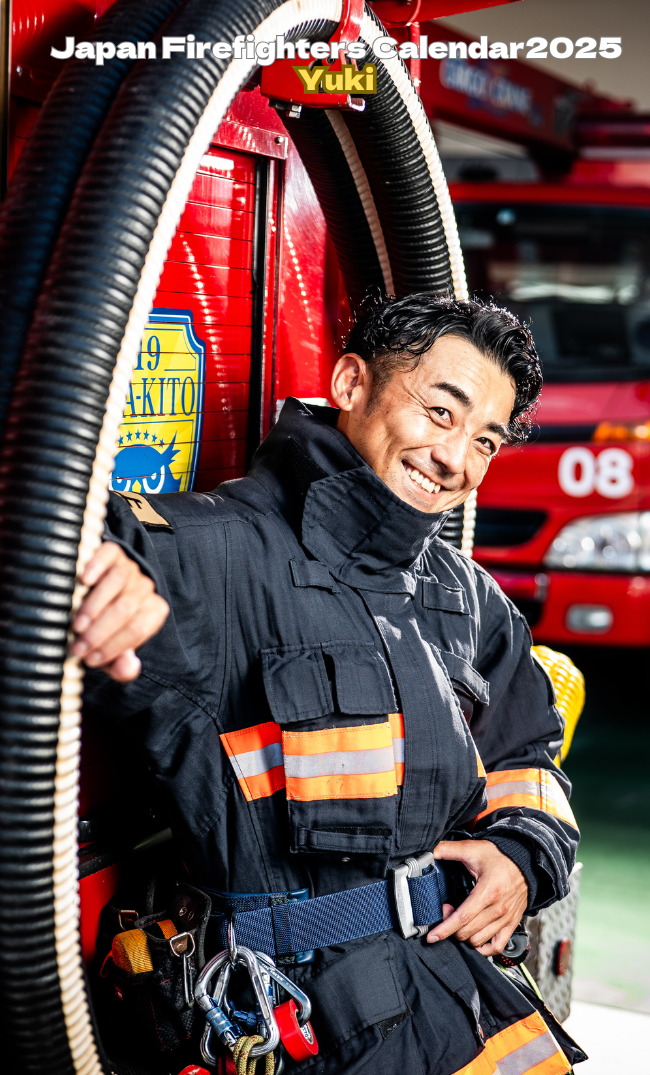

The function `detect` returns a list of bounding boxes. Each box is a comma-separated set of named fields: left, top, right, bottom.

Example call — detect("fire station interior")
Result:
left=0, top=0, right=649, bottom=1073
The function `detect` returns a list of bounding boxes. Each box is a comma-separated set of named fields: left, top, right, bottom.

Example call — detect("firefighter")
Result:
left=77, top=295, right=585, bottom=1074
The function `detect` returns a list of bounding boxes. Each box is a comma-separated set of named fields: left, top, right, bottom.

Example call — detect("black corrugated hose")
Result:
left=0, top=2, right=461, bottom=1072
left=0, top=0, right=184, bottom=447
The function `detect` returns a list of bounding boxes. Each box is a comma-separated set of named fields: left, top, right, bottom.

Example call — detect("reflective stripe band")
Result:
left=284, top=770, right=399, bottom=801
left=389, top=712, right=404, bottom=786
left=283, top=721, right=398, bottom=801
left=221, top=715, right=407, bottom=802
left=220, top=722, right=285, bottom=803
left=474, top=768, right=578, bottom=830
left=284, top=745, right=396, bottom=779
left=450, top=1011, right=570, bottom=1075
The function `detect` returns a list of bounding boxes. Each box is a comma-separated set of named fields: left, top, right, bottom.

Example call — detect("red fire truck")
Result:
left=407, top=24, right=650, bottom=646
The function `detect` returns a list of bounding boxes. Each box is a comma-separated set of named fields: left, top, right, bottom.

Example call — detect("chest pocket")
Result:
left=260, top=641, right=400, bottom=861
left=439, top=650, right=489, bottom=724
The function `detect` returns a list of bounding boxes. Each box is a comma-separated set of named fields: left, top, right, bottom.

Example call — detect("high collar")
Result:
left=249, top=398, right=450, bottom=593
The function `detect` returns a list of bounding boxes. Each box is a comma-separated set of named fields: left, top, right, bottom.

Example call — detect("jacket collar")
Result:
left=250, top=398, right=450, bottom=593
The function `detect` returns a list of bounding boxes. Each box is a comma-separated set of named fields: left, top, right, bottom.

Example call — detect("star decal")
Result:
left=126, top=432, right=132, bottom=442
left=152, top=435, right=157, bottom=443
left=135, top=430, right=141, bottom=440
left=118, top=436, right=124, bottom=445
left=143, top=430, right=150, bottom=441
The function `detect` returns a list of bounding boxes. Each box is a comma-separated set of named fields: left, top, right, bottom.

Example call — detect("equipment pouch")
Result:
left=101, top=882, right=211, bottom=1055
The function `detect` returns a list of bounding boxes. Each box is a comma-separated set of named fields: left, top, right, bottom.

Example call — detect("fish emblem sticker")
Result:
left=111, top=309, right=206, bottom=495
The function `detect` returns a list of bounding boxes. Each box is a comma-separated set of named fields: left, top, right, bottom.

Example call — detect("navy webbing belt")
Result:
left=202, top=853, right=449, bottom=960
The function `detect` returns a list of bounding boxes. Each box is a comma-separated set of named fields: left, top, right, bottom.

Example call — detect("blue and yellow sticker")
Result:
left=111, top=309, right=206, bottom=495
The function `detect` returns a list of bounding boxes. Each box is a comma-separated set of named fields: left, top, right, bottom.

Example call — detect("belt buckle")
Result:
left=392, top=851, right=434, bottom=939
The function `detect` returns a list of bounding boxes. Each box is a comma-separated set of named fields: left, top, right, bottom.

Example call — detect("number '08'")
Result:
left=525, top=37, right=622, bottom=59
left=558, top=447, right=634, bottom=500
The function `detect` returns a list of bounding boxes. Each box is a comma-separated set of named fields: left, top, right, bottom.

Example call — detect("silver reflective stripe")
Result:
left=496, top=1031, right=560, bottom=1075
left=230, top=741, right=284, bottom=781
left=486, top=780, right=540, bottom=802
left=392, top=737, right=404, bottom=764
left=284, top=745, right=396, bottom=779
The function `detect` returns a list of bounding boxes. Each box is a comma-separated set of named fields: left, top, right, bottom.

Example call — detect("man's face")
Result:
left=332, top=335, right=517, bottom=515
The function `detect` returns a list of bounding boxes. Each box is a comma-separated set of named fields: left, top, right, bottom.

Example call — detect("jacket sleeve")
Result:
left=469, top=569, right=579, bottom=913
left=82, top=491, right=227, bottom=722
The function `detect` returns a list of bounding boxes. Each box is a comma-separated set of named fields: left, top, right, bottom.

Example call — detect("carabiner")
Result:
left=255, top=950, right=313, bottom=1025
left=194, top=946, right=280, bottom=1060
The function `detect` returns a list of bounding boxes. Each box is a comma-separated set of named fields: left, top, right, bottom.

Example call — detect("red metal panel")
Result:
left=204, top=382, right=249, bottom=412
left=188, top=173, right=253, bottom=211
left=179, top=203, right=254, bottom=242
left=150, top=145, right=257, bottom=492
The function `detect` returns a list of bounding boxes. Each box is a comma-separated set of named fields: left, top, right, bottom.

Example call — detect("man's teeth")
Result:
left=405, top=465, right=441, bottom=494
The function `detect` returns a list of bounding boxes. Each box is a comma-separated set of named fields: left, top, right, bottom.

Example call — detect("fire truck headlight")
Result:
left=544, top=512, right=650, bottom=572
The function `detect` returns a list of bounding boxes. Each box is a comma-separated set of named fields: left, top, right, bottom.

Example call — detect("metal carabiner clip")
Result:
left=194, top=944, right=280, bottom=1061
left=255, top=950, right=313, bottom=1026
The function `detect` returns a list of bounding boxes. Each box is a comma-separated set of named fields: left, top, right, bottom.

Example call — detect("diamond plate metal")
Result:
left=525, top=862, right=582, bottom=1023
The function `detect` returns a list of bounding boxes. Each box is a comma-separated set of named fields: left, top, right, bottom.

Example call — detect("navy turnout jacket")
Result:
left=85, top=399, right=583, bottom=1075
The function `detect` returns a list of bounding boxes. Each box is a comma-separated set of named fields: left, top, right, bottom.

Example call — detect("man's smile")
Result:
left=402, top=460, right=442, bottom=497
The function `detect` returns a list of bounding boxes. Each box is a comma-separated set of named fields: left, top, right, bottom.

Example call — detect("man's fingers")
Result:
left=73, top=577, right=157, bottom=655
left=426, top=889, right=484, bottom=943
left=79, top=540, right=122, bottom=588
left=103, top=649, right=142, bottom=683
left=466, top=913, right=513, bottom=949
left=73, top=562, right=140, bottom=636
left=83, top=595, right=169, bottom=667
left=475, top=924, right=513, bottom=957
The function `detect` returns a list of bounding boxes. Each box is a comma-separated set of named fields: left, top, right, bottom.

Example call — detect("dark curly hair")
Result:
left=345, top=294, right=542, bottom=444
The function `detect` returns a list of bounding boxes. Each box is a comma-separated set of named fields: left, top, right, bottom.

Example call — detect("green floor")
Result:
left=560, top=647, right=650, bottom=1012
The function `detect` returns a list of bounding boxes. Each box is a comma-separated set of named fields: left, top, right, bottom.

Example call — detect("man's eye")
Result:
left=431, top=407, right=450, bottom=420
left=477, top=437, right=496, bottom=454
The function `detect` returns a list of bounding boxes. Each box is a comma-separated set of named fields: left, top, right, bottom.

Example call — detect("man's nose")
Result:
left=430, top=430, right=468, bottom=480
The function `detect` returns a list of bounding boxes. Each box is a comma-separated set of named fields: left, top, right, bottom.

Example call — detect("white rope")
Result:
left=54, top=3, right=343, bottom=1072
left=325, top=109, right=394, bottom=296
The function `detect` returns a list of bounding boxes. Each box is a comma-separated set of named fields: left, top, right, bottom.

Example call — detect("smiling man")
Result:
left=79, top=295, right=584, bottom=1074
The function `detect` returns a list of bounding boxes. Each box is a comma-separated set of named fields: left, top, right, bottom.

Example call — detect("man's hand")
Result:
left=71, top=541, right=169, bottom=683
left=427, top=840, right=528, bottom=956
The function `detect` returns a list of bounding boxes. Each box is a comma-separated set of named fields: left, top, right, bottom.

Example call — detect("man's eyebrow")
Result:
left=430, top=381, right=472, bottom=409
left=486, top=422, right=509, bottom=440
left=431, top=382, right=509, bottom=441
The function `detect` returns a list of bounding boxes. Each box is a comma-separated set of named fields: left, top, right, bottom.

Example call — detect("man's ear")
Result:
left=331, top=353, right=370, bottom=411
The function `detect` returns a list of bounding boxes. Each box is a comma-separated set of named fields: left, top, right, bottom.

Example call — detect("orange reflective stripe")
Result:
left=282, top=721, right=398, bottom=801
left=284, top=770, right=399, bottom=801
left=389, top=712, right=404, bottom=785
left=220, top=722, right=285, bottom=803
left=451, top=1011, right=570, bottom=1075
left=282, top=722, right=393, bottom=755
left=474, top=768, right=578, bottom=830
left=221, top=715, right=410, bottom=804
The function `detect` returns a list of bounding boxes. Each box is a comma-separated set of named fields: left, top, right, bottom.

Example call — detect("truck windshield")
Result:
left=456, top=204, right=650, bottom=382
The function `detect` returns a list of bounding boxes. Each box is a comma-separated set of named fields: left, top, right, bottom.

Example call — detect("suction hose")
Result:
left=0, top=3, right=470, bottom=1072
left=0, top=0, right=184, bottom=446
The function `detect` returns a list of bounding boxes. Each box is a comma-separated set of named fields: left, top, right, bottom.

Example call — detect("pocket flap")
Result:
left=307, top=936, right=406, bottom=1054
left=423, top=578, right=468, bottom=614
left=290, top=559, right=340, bottom=593
left=323, top=641, right=397, bottom=715
left=262, top=642, right=397, bottom=724
left=261, top=645, right=333, bottom=723
left=440, top=651, right=489, bottom=704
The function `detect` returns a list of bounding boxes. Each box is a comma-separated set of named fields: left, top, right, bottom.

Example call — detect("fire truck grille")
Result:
left=475, top=509, right=547, bottom=547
